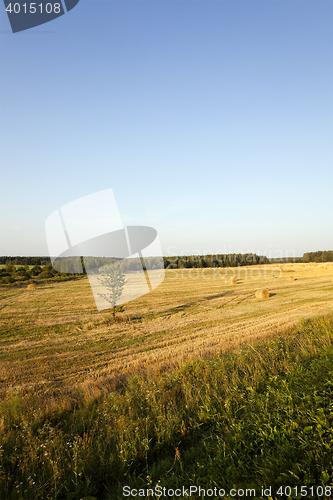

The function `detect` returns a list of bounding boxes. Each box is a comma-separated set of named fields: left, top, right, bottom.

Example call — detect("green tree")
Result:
left=5, top=264, right=15, bottom=274
left=98, top=263, right=126, bottom=319
left=14, top=270, right=31, bottom=281
left=31, top=265, right=42, bottom=276
left=38, top=271, right=53, bottom=279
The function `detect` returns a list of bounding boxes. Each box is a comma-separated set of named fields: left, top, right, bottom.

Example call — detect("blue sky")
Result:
left=0, top=0, right=332, bottom=258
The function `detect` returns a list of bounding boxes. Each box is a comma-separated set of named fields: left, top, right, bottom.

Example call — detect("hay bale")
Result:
left=270, top=275, right=276, bottom=279
left=228, top=277, right=237, bottom=285
left=255, top=289, right=269, bottom=299
left=287, top=276, right=295, bottom=281
left=27, top=284, right=36, bottom=291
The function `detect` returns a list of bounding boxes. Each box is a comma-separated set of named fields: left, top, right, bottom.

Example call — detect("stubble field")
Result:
left=1, top=262, right=333, bottom=409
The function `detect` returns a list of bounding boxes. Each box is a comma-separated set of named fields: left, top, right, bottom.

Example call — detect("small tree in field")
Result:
left=98, top=262, right=125, bottom=319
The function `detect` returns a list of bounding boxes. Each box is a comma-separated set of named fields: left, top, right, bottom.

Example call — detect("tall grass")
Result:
left=1, top=315, right=333, bottom=499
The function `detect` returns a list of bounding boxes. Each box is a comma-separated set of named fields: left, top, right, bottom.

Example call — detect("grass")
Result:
left=0, top=315, right=333, bottom=499
left=1, top=263, right=333, bottom=498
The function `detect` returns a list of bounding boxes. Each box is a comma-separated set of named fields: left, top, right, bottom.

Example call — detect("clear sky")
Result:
left=0, top=0, right=332, bottom=258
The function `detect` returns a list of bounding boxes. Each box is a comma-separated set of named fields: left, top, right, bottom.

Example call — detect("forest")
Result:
left=1, top=250, right=332, bottom=276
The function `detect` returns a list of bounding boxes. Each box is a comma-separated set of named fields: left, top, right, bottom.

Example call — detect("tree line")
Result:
left=1, top=249, right=332, bottom=283
left=303, top=250, right=333, bottom=263
left=0, top=253, right=271, bottom=272
left=0, top=256, right=50, bottom=266
left=0, top=263, right=79, bottom=285
left=163, top=253, right=270, bottom=268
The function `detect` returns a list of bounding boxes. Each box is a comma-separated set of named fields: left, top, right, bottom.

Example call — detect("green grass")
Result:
left=1, top=315, right=333, bottom=499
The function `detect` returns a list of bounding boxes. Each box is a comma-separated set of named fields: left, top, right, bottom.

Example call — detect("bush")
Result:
left=14, top=270, right=31, bottom=280
left=0, top=276, right=15, bottom=284
left=31, top=265, right=42, bottom=276
left=41, top=265, right=58, bottom=277
left=14, top=274, right=30, bottom=281
left=4, top=265, right=15, bottom=274
left=41, top=264, right=54, bottom=273
left=38, top=271, right=53, bottom=279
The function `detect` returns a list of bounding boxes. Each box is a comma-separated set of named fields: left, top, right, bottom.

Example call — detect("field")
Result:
left=1, top=263, right=333, bottom=404
left=1, top=262, right=333, bottom=499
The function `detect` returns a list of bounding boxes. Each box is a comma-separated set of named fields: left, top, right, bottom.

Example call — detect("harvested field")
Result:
left=1, top=263, right=333, bottom=408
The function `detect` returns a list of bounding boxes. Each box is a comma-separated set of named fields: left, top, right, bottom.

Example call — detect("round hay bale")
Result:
left=228, top=277, right=237, bottom=285
left=270, top=275, right=276, bottom=279
left=255, top=289, right=269, bottom=299
left=287, top=276, right=295, bottom=281
left=27, top=284, right=36, bottom=291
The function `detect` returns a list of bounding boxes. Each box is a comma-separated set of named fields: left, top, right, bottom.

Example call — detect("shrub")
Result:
left=31, top=265, right=42, bottom=276
left=41, top=265, right=58, bottom=276
left=0, top=276, right=15, bottom=284
left=38, top=272, right=53, bottom=279
left=4, top=264, right=15, bottom=273
left=14, top=273, right=30, bottom=281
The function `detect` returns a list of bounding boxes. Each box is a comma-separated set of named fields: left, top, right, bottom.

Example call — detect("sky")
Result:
left=0, top=0, right=332, bottom=258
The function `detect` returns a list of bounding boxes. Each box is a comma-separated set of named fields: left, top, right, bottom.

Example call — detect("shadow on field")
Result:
left=162, top=291, right=235, bottom=316
left=129, top=292, right=236, bottom=321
